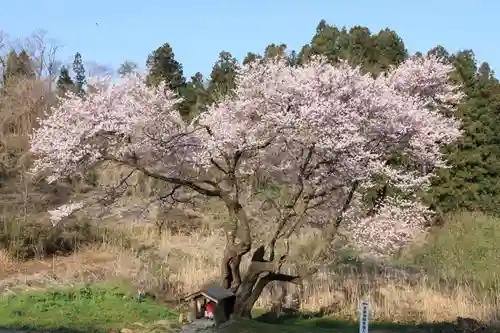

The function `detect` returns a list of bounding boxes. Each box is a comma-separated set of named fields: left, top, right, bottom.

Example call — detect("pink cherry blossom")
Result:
left=30, top=55, right=463, bottom=255
left=48, top=201, right=84, bottom=226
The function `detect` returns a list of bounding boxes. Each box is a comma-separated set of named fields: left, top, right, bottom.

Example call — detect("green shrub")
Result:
left=0, top=216, right=131, bottom=260
left=400, top=211, right=500, bottom=290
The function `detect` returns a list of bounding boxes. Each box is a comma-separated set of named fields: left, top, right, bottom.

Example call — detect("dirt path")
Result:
left=0, top=250, right=127, bottom=296
left=179, top=319, right=216, bottom=332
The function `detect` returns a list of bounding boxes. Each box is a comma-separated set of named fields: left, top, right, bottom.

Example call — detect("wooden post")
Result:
left=187, top=311, right=195, bottom=323
left=196, top=298, right=202, bottom=313
left=213, top=301, right=225, bottom=326
left=190, top=299, right=198, bottom=321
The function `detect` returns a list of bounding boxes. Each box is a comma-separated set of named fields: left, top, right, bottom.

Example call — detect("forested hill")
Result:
left=139, top=20, right=500, bottom=217
left=3, top=20, right=500, bottom=218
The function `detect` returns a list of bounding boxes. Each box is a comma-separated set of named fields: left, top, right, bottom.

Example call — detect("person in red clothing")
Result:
left=204, top=302, right=214, bottom=319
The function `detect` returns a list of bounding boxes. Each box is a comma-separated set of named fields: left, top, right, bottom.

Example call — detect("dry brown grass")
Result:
left=126, top=225, right=498, bottom=324
left=0, top=200, right=498, bottom=326
left=2, top=221, right=494, bottom=325
left=0, top=249, right=10, bottom=266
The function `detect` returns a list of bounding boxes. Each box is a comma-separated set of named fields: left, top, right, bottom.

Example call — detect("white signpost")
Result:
left=359, top=301, right=369, bottom=333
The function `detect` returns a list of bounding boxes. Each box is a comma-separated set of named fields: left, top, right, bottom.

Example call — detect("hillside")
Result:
left=1, top=20, right=500, bottom=333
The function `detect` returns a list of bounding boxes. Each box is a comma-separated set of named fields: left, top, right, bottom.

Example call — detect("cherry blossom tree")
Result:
left=29, top=55, right=463, bottom=317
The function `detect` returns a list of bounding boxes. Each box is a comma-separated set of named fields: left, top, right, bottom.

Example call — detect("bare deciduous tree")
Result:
left=86, top=61, right=114, bottom=78
left=0, top=76, right=57, bottom=217
left=12, top=29, right=61, bottom=88
left=0, top=30, right=8, bottom=85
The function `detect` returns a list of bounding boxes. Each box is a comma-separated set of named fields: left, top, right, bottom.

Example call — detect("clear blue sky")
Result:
left=1, top=0, right=498, bottom=78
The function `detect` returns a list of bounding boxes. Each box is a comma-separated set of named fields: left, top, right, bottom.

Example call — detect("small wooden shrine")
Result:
left=183, top=286, right=236, bottom=324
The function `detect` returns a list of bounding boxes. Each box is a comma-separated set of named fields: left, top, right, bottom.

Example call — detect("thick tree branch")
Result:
left=99, top=168, right=137, bottom=206
left=210, top=158, right=228, bottom=174
left=329, top=180, right=359, bottom=238
left=156, top=184, right=201, bottom=208
left=267, top=146, right=315, bottom=261
left=221, top=197, right=253, bottom=292
left=244, top=267, right=318, bottom=312
left=305, top=180, right=360, bottom=262
left=105, top=157, right=222, bottom=197
left=139, top=166, right=221, bottom=196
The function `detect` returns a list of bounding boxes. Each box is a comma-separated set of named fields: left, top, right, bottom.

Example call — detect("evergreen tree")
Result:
left=297, top=44, right=313, bottom=65
left=16, top=50, right=35, bottom=78
left=118, top=60, right=138, bottom=77
left=56, top=66, right=75, bottom=97
left=242, top=52, right=262, bottom=65
left=478, top=62, right=494, bottom=81
left=3, top=50, right=20, bottom=84
left=371, top=28, right=407, bottom=74
left=207, top=51, right=238, bottom=101
left=428, top=49, right=500, bottom=215
left=287, top=50, right=298, bottom=67
left=427, top=45, right=450, bottom=59
left=72, top=52, right=86, bottom=97
left=264, top=43, right=288, bottom=59
left=3, top=50, right=34, bottom=84
left=298, top=21, right=407, bottom=76
left=146, top=42, right=186, bottom=91
left=243, top=44, right=298, bottom=67
left=179, top=72, right=210, bottom=120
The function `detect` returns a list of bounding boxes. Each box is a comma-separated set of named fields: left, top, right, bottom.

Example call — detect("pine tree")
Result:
left=72, top=52, right=86, bottom=97
left=243, top=44, right=298, bottom=67
left=242, top=52, right=262, bottom=65
left=3, top=50, right=34, bottom=84
left=118, top=60, right=138, bottom=77
left=264, top=43, right=288, bottom=59
left=179, top=72, right=210, bottom=120
left=298, top=21, right=407, bottom=76
left=16, top=50, right=35, bottom=78
left=146, top=42, right=186, bottom=91
left=3, top=50, right=20, bottom=84
left=207, top=51, right=238, bottom=101
left=428, top=50, right=500, bottom=215
left=371, top=28, right=407, bottom=74
left=56, top=66, right=75, bottom=97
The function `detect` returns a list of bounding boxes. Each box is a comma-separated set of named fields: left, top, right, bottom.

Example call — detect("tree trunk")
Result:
left=231, top=271, right=274, bottom=318
left=217, top=194, right=318, bottom=319
left=232, top=280, right=260, bottom=318
left=221, top=245, right=316, bottom=319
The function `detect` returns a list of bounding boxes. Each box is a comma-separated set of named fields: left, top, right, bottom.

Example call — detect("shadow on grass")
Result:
left=0, top=326, right=99, bottom=333
left=248, top=311, right=458, bottom=333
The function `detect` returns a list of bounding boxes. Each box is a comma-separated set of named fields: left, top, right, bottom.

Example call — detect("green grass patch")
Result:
left=0, top=281, right=177, bottom=333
